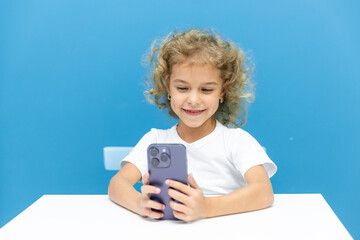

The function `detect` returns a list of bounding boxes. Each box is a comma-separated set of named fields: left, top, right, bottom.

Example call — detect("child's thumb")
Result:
left=142, top=172, right=150, bottom=185
left=188, top=173, right=200, bottom=189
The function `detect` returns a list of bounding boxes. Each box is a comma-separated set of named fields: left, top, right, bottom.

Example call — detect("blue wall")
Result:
left=1, top=0, right=359, bottom=238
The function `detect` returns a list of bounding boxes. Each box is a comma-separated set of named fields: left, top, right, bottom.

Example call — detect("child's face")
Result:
left=168, top=62, right=223, bottom=129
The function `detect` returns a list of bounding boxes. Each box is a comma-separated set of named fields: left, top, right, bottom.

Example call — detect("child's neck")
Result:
left=176, top=118, right=216, bottom=144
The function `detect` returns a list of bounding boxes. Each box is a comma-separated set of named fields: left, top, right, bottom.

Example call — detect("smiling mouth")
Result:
left=183, top=109, right=205, bottom=116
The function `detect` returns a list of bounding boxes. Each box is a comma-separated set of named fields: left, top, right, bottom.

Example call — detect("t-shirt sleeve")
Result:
left=121, top=130, right=156, bottom=181
left=229, top=129, right=277, bottom=179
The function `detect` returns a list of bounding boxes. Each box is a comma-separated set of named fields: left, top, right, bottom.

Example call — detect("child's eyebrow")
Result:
left=173, top=79, right=218, bottom=85
left=173, top=79, right=188, bottom=84
left=203, top=82, right=218, bottom=86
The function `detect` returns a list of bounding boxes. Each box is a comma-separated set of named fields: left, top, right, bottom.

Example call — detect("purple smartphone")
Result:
left=147, top=143, right=188, bottom=220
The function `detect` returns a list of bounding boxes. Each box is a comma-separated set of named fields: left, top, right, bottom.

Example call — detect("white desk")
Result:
left=0, top=194, right=352, bottom=240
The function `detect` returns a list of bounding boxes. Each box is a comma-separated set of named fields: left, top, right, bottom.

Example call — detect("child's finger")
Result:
left=142, top=172, right=150, bottom=184
left=188, top=173, right=200, bottom=189
left=169, top=199, right=188, bottom=214
left=168, top=188, right=189, bottom=205
left=141, top=185, right=161, bottom=195
left=173, top=209, right=187, bottom=221
left=144, top=209, right=164, bottom=219
left=165, top=179, right=191, bottom=195
left=146, top=199, right=166, bottom=211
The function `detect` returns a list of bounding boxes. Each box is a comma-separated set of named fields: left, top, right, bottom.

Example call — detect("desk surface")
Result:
left=0, top=194, right=352, bottom=240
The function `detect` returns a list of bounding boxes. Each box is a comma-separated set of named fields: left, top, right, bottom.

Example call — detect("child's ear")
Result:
left=220, top=90, right=225, bottom=98
left=221, top=80, right=228, bottom=98
left=164, top=80, right=170, bottom=94
left=220, top=87, right=226, bottom=99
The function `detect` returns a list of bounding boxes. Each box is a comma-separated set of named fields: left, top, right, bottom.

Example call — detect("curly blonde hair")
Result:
left=144, top=28, right=255, bottom=127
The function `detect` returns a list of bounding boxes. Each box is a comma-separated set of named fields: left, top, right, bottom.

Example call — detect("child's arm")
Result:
left=108, top=162, right=165, bottom=219
left=166, top=165, right=274, bottom=221
left=205, top=165, right=274, bottom=218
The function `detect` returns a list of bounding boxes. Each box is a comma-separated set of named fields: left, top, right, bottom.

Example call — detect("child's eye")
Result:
left=202, top=88, right=213, bottom=92
left=177, top=87, right=188, bottom=91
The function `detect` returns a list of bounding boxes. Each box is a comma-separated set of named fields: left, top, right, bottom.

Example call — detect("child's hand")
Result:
left=136, top=172, right=166, bottom=219
left=166, top=173, right=208, bottom=221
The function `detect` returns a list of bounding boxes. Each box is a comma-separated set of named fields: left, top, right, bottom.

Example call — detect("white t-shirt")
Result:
left=121, top=120, right=277, bottom=196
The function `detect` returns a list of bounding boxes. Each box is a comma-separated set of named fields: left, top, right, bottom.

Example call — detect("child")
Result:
left=108, top=28, right=277, bottom=221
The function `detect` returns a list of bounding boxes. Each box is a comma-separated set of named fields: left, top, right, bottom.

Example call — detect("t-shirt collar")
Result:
left=171, top=120, right=221, bottom=150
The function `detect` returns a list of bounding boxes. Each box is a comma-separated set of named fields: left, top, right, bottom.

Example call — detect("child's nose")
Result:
left=187, top=91, right=201, bottom=106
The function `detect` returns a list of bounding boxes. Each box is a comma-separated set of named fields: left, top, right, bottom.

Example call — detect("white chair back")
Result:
left=103, top=146, right=133, bottom=170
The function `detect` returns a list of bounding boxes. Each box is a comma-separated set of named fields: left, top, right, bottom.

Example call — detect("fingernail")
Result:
left=165, top=180, right=170, bottom=185
left=156, top=188, right=160, bottom=193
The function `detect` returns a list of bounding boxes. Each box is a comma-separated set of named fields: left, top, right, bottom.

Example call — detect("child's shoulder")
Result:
left=148, top=125, right=174, bottom=134
left=144, top=124, right=176, bottom=141
left=219, top=122, right=263, bottom=152
left=218, top=121, right=252, bottom=139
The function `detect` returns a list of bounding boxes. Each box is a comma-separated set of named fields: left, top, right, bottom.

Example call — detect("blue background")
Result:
left=1, top=0, right=359, bottom=238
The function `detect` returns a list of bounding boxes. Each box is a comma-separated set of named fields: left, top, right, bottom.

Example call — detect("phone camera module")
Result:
left=160, top=153, right=169, bottom=162
left=150, top=148, right=159, bottom=157
left=151, top=158, right=160, bottom=167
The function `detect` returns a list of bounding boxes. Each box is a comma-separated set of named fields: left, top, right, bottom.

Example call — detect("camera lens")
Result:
left=151, top=158, right=160, bottom=167
left=150, top=148, right=158, bottom=157
left=160, top=153, right=169, bottom=162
